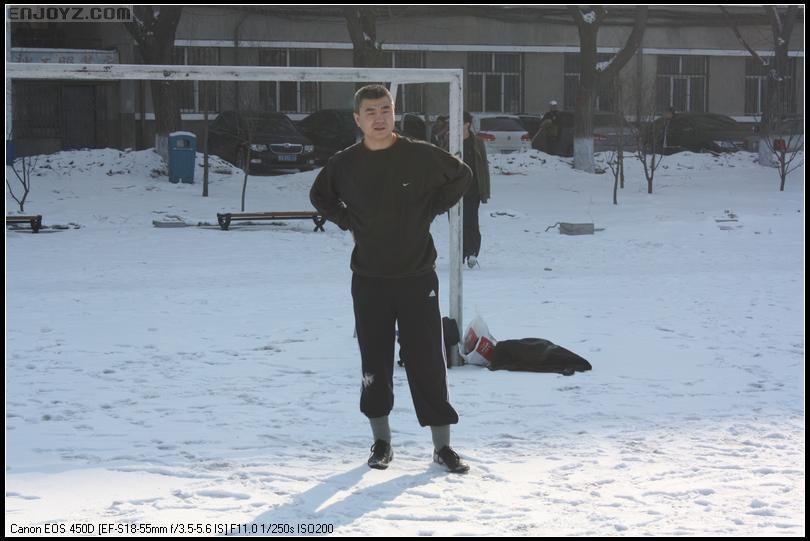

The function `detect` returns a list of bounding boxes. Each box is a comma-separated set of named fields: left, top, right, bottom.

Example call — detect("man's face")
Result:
left=354, top=96, right=395, bottom=142
left=463, top=121, right=471, bottom=139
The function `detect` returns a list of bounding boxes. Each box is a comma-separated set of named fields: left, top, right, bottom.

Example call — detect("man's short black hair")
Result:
left=354, top=85, right=393, bottom=113
left=463, top=111, right=473, bottom=124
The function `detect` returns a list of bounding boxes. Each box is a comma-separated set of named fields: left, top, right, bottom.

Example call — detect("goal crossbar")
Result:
left=5, top=62, right=467, bottom=365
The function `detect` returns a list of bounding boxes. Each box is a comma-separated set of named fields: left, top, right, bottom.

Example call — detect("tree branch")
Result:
left=567, top=6, right=586, bottom=29
left=768, top=6, right=784, bottom=41
left=599, top=6, right=648, bottom=83
left=721, top=6, right=768, bottom=67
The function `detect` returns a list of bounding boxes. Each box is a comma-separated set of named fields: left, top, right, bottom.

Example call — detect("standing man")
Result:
left=535, top=99, right=562, bottom=155
left=310, top=85, right=472, bottom=474
left=461, top=111, right=491, bottom=269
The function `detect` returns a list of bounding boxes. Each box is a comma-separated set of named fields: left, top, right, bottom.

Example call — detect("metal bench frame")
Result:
left=217, top=212, right=326, bottom=232
left=6, top=215, right=43, bottom=233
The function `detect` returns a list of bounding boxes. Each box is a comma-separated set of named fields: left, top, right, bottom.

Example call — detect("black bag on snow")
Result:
left=490, top=338, right=592, bottom=376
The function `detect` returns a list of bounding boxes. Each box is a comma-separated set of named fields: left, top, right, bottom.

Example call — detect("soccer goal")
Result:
left=5, top=62, right=468, bottom=365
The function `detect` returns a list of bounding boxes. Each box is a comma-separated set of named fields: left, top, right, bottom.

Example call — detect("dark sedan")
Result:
left=530, top=111, right=622, bottom=156
left=208, top=111, right=316, bottom=173
left=517, top=115, right=543, bottom=139
left=650, top=113, right=753, bottom=155
left=294, top=109, right=361, bottom=164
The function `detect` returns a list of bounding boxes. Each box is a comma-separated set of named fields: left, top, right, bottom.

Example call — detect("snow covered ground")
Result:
left=6, top=147, right=805, bottom=535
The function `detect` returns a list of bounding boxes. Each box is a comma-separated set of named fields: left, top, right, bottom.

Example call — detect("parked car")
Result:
left=531, top=111, right=635, bottom=156
left=591, top=112, right=638, bottom=153
left=430, top=114, right=531, bottom=154
left=294, top=109, right=361, bottom=164
left=648, top=112, right=753, bottom=155
left=473, top=115, right=532, bottom=154
left=516, top=115, right=543, bottom=139
left=397, top=113, right=428, bottom=141
left=208, top=111, right=316, bottom=173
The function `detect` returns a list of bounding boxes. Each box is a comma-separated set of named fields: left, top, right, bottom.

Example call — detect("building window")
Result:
left=655, top=55, right=708, bottom=113
left=745, top=57, right=797, bottom=115
left=382, top=51, right=425, bottom=113
left=13, top=82, right=61, bottom=139
left=259, top=49, right=319, bottom=113
left=173, top=47, right=220, bottom=113
left=467, top=52, right=522, bottom=113
left=563, top=53, right=617, bottom=112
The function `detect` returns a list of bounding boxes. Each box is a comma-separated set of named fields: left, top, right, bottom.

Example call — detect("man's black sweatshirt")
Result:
left=310, top=135, right=472, bottom=278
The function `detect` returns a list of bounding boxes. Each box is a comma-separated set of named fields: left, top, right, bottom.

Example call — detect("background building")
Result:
left=9, top=6, right=805, bottom=156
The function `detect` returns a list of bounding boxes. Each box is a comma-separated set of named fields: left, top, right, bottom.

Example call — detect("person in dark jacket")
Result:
left=461, top=111, right=491, bottom=268
left=310, top=85, right=472, bottom=474
left=535, top=99, right=562, bottom=155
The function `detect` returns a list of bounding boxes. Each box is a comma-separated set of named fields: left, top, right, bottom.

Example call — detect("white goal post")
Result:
left=5, top=62, right=467, bottom=365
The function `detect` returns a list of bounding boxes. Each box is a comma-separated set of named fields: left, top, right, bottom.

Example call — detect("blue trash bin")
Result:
left=168, top=132, right=196, bottom=184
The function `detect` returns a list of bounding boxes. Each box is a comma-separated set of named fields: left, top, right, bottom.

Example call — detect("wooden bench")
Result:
left=6, top=215, right=43, bottom=233
left=217, top=211, right=326, bottom=232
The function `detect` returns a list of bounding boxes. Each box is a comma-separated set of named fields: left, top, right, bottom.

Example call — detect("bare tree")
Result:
left=240, top=147, right=250, bottom=212
left=764, top=119, right=803, bottom=192
left=631, top=83, right=665, bottom=195
left=605, top=146, right=621, bottom=205
left=7, top=155, right=38, bottom=213
left=124, top=6, right=183, bottom=138
left=568, top=6, right=648, bottom=173
left=720, top=6, right=800, bottom=171
left=617, top=112, right=626, bottom=191
left=604, top=84, right=628, bottom=205
left=343, top=7, right=390, bottom=93
left=344, top=7, right=387, bottom=72
left=239, top=125, right=253, bottom=212
left=202, top=83, right=210, bottom=198
left=232, top=10, right=251, bottom=112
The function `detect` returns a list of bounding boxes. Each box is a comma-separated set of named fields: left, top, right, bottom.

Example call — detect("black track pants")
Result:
left=463, top=188, right=482, bottom=259
left=352, top=271, right=459, bottom=427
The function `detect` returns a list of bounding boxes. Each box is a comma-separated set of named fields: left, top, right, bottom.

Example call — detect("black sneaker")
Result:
left=433, top=446, right=470, bottom=474
left=368, top=440, right=393, bottom=470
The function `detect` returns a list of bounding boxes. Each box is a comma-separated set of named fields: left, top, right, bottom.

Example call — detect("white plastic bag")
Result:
left=460, top=315, right=497, bottom=366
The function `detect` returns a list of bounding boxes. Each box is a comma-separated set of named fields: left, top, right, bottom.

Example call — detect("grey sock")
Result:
left=369, top=415, right=391, bottom=444
left=431, top=425, right=450, bottom=451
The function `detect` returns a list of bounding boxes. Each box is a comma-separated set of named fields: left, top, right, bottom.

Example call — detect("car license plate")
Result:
left=278, top=155, right=297, bottom=162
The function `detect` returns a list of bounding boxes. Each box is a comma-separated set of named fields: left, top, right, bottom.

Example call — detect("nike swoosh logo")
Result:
left=402, top=182, right=411, bottom=187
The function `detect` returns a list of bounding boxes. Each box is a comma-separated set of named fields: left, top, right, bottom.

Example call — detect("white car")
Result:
left=473, top=114, right=532, bottom=154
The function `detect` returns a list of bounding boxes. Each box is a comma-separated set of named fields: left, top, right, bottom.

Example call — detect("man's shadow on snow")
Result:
left=240, top=464, right=445, bottom=535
